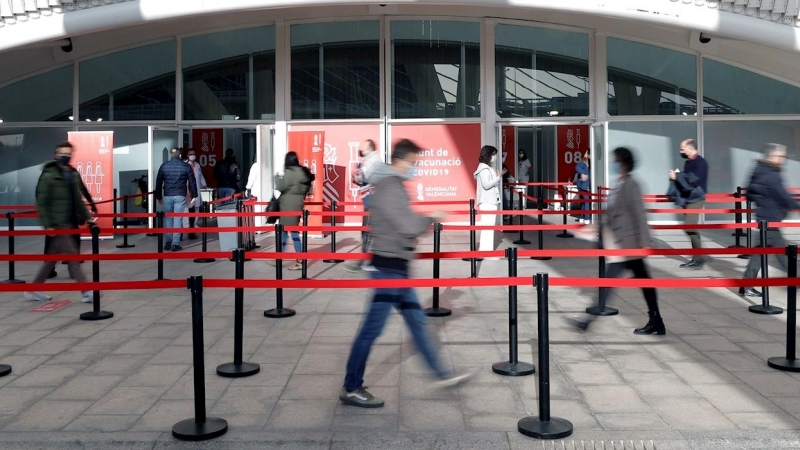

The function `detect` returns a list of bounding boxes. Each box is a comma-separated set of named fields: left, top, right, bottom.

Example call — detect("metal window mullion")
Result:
left=319, top=43, right=324, bottom=120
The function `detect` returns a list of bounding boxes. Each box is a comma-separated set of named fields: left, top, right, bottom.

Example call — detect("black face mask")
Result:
left=680, top=153, right=689, bottom=159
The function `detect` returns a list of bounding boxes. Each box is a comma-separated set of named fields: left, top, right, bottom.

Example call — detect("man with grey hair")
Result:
left=739, top=143, right=800, bottom=297
left=669, top=138, right=709, bottom=269
left=155, top=148, right=197, bottom=251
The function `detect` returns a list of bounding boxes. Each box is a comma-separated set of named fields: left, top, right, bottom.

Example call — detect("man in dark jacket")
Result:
left=669, top=139, right=709, bottom=268
left=25, top=142, right=94, bottom=303
left=214, top=148, right=241, bottom=201
left=740, top=143, right=800, bottom=297
left=155, top=148, right=197, bottom=251
left=339, top=139, right=471, bottom=409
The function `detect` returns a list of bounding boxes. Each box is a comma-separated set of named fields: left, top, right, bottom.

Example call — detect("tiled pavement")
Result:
left=0, top=220, right=799, bottom=449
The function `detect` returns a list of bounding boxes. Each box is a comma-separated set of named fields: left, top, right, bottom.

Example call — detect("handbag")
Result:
left=266, top=196, right=280, bottom=224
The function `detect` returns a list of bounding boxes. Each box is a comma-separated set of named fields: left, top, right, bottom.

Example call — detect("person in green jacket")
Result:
left=25, top=142, right=94, bottom=303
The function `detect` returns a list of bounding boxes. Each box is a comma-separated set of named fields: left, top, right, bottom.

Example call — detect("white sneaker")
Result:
left=24, top=292, right=51, bottom=302
left=431, top=371, right=474, bottom=389
left=81, top=292, right=92, bottom=303
left=362, top=264, right=378, bottom=272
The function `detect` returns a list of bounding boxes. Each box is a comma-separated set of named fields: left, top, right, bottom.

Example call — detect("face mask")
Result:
left=188, top=155, right=196, bottom=161
left=611, top=162, right=621, bottom=174
left=58, top=155, right=71, bottom=166
left=490, top=155, right=497, bottom=164
left=680, top=152, right=689, bottom=159
left=359, top=151, right=365, bottom=158
left=403, top=166, right=415, bottom=180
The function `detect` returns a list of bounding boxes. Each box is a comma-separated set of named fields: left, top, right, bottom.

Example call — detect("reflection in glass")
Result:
left=495, top=25, right=589, bottom=118
left=607, top=38, right=697, bottom=116
left=0, top=66, right=73, bottom=122
left=183, top=27, right=276, bottom=121
left=291, top=21, right=379, bottom=119
left=703, top=59, right=800, bottom=115
left=79, top=41, right=176, bottom=121
left=392, top=20, right=480, bottom=119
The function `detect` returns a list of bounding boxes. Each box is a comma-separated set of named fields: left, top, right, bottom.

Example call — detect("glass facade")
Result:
left=291, top=21, right=380, bottom=119
left=183, top=26, right=276, bottom=121
left=0, top=66, right=73, bottom=122
left=703, top=59, right=800, bottom=115
left=79, top=40, right=177, bottom=121
left=391, top=20, right=480, bottom=119
left=495, top=24, right=590, bottom=118
left=607, top=38, right=697, bottom=116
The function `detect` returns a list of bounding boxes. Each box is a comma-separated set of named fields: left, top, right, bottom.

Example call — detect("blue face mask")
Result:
left=403, top=166, right=415, bottom=180
left=611, top=162, right=621, bottom=174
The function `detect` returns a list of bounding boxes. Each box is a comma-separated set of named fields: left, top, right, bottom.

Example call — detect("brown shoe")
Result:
left=288, top=261, right=303, bottom=271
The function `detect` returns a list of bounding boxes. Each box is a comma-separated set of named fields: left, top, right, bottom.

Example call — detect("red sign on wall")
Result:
left=556, top=125, right=589, bottom=185
left=390, top=124, right=482, bottom=222
left=67, top=131, right=114, bottom=238
left=192, top=129, right=224, bottom=188
left=287, top=131, right=325, bottom=233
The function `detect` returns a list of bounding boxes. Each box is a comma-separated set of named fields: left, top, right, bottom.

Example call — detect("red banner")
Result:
left=557, top=125, right=589, bottom=185
left=289, top=124, right=381, bottom=225
left=192, top=129, right=224, bottom=188
left=390, top=124, right=482, bottom=222
left=67, top=131, right=114, bottom=238
left=501, top=125, right=516, bottom=178
left=287, top=131, right=325, bottom=233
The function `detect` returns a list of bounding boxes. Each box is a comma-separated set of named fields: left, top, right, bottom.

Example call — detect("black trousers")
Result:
left=599, top=258, right=660, bottom=314
left=188, top=206, right=197, bottom=229
left=744, top=228, right=788, bottom=280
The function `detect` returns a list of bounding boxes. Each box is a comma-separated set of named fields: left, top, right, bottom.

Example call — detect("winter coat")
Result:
left=667, top=172, right=705, bottom=207
left=473, top=163, right=501, bottom=206
left=215, top=158, right=241, bottom=191
left=35, top=161, right=91, bottom=229
left=575, top=161, right=590, bottom=191
left=746, top=159, right=800, bottom=223
left=602, top=175, right=651, bottom=263
left=277, top=166, right=313, bottom=227
left=369, top=174, right=434, bottom=262
left=155, top=158, right=198, bottom=200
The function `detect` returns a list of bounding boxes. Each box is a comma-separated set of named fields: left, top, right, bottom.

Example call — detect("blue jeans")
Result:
left=343, top=269, right=448, bottom=391
left=217, top=187, right=235, bottom=203
left=162, top=195, right=186, bottom=246
left=281, top=231, right=302, bottom=253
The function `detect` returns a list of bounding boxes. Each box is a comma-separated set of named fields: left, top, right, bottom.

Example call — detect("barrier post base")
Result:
left=530, top=256, right=552, bottom=261
left=194, top=257, right=216, bottom=264
left=424, top=307, right=452, bottom=317
left=586, top=305, right=619, bottom=316
left=737, top=254, right=751, bottom=260
left=555, top=232, right=573, bottom=239
left=492, top=361, right=535, bottom=377
left=768, top=357, right=800, bottom=372
left=0, top=364, right=11, bottom=377
left=264, top=308, right=296, bottom=318
left=518, top=416, right=573, bottom=440
left=513, top=239, right=531, bottom=245
left=461, top=258, right=484, bottom=262
left=323, top=259, right=344, bottom=263
left=116, top=243, right=135, bottom=249
left=172, top=417, right=228, bottom=441
left=1, top=279, right=25, bottom=284
left=727, top=244, right=745, bottom=249
left=216, top=362, right=260, bottom=378
left=80, top=311, right=114, bottom=321
left=749, top=304, right=783, bottom=315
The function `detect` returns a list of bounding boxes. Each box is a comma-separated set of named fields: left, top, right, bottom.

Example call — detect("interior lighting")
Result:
left=548, top=111, right=559, bottom=116
left=85, top=118, right=92, bottom=122
left=0, top=119, right=4, bottom=123
left=68, top=116, right=74, bottom=121
left=234, top=116, right=240, bottom=120
left=97, top=118, right=103, bottom=122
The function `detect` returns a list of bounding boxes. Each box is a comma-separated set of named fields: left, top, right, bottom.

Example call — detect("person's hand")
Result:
left=502, top=167, right=508, bottom=175
left=669, top=170, right=676, bottom=180
left=190, top=198, right=197, bottom=206
left=91, top=205, right=98, bottom=214
left=429, top=210, right=447, bottom=222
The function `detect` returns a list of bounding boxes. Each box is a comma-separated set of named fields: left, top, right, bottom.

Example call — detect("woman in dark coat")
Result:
left=276, top=151, right=314, bottom=270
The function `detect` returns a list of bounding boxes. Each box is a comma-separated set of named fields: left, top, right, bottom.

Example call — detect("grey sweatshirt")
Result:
left=369, top=172, right=434, bottom=261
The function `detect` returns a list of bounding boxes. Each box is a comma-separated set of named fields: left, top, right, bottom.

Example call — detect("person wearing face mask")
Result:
left=270, top=151, right=314, bottom=271
left=182, top=148, right=206, bottom=239
left=340, top=139, right=471, bottom=409
left=25, top=142, right=96, bottom=303
left=567, top=147, right=665, bottom=336
left=346, top=140, right=382, bottom=273
left=473, top=145, right=505, bottom=253
left=738, top=143, right=800, bottom=298
left=668, top=139, right=708, bottom=269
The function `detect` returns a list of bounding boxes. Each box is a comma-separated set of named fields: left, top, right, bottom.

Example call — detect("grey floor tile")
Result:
left=210, top=386, right=283, bottom=415
left=399, top=400, right=465, bottom=431
left=47, top=374, right=124, bottom=400
left=4, top=400, right=92, bottom=431
left=266, top=399, right=336, bottom=431
left=85, top=386, right=168, bottom=415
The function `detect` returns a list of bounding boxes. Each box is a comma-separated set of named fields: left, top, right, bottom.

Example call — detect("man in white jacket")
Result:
left=474, top=145, right=504, bottom=253
left=346, top=140, right=382, bottom=272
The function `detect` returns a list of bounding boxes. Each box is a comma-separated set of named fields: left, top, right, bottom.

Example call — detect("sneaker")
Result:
left=344, top=262, right=362, bottom=273
left=171, top=245, right=183, bottom=252
left=431, top=371, right=474, bottom=389
left=47, top=270, right=57, bottom=279
left=565, top=317, right=590, bottom=331
left=188, top=233, right=198, bottom=240
left=24, top=292, right=51, bottom=302
left=362, top=264, right=378, bottom=272
left=163, top=243, right=172, bottom=251
left=81, top=292, right=92, bottom=303
left=339, top=387, right=385, bottom=408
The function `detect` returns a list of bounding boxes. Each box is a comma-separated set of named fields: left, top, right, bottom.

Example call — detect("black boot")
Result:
left=634, top=311, right=666, bottom=335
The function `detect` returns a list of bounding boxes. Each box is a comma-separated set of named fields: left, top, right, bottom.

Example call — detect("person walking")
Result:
left=340, top=139, right=471, bottom=408
left=214, top=148, right=241, bottom=202
left=25, top=142, right=95, bottom=303
left=274, top=151, right=314, bottom=271
left=668, top=139, right=708, bottom=269
left=473, top=145, right=504, bottom=253
left=567, top=147, right=666, bottom=335
left=155, top=148, right=198, bottom=251
left=574, top=151, right=591, bottom=224
left=184, top=148, right=206, bottom=239
left=346, top=139, right=382, bottom=272
left=739, top=143, right=800, bottom=297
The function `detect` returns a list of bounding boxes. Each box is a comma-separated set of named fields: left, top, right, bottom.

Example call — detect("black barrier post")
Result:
left=768, top=245, right=799, bottom=371
left=0, top=364, right=10, bottom=377
left=324, top=200, right=344, bottom=263
left=116, top=193, right=135, bottom=249
left=513, top=191, right=530, bottom=245
left=556, top=187, right=573, bottom=239
left=729, top=187, right=745, bottom=247
left=2, top=213, right=25, bottom=284
left=235, top=199, right=244, bottom=251
left=194, top=202, right=215, bottom=264
left=80, top=225, right=114, bottom=321
left=749, top=220, right=783, bottom=315
left=425, top=223, right=451, bottom=317
left=173, top=276, right=228, bottom=441
left=217, top=249, right=260, bottom=378
left=462, top=200, right=481, bottom=269
left=531, top=189, right=551, bottom=261
left=518, top=273, right=573, bottom=439
left=265, top=224, right=296, bottom=318
left=156, top=211, right=165, bottom=280
left=739, top=199, right=753, bottom=260
left=586, top=255, right=619, bottom=316
left=493, top=247, right=535, bottom=377
left=113, top=188, right=118, bottom=227
left=300, top=209, right=309, bottom=279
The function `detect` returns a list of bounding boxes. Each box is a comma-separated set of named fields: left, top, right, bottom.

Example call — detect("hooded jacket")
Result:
left=35, top=161, right=91, bottom=229
left=746, top=159, right=800, bottom=223
left=474, top=162, right=501, bottom=206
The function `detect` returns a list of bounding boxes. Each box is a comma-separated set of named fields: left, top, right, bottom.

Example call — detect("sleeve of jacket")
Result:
left=76, top=174, right=97, bottom=213
left=380, top=182, right=433, bottom=239
left=773, top=176, right=800, bottom=213
left=155, top=166, right=164, bottom=201
left=674, top=172, right=696, bottom=193
left=197, top=166, right=207, bottom=190
left=276, top=172, right=290, bottom=194
left=576, top=162, right=589, bottom=176
left=477, top=167, right=500, bottom=190
left=629, top=180, right=651, bottom=248
left=35, top=172, right=55, bottom=229
left=187, top=165, right=198, bottom=199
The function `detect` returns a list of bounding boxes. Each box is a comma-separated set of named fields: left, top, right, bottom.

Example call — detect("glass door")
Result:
left=590, top=122, right=607, bottom=220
